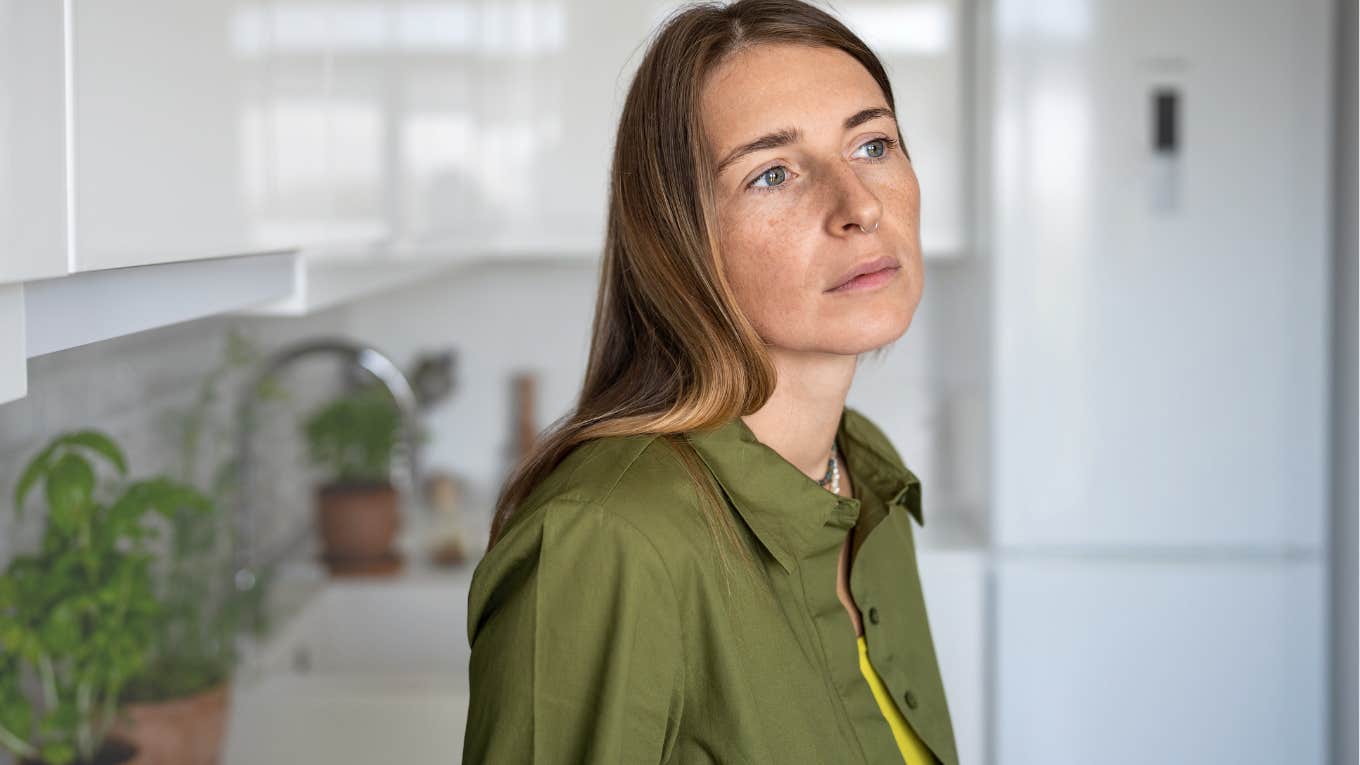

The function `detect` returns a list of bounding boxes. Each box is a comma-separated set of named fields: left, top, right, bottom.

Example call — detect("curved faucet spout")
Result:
left=232, top=336, right=423, bottom=594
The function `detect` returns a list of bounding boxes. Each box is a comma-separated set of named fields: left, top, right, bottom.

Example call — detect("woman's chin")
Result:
left=829, top=315, right=914, bottom=354
left=830, top=297, right=915, bottom=345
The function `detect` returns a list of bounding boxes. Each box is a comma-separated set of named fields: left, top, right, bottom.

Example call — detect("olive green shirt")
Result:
left=463, top=406, right=959, bottom=764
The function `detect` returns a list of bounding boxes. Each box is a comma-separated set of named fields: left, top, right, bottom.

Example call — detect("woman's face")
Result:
left=701, top=43, right=922, bottom=356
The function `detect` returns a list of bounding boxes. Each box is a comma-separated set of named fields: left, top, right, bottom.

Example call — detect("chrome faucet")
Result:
left=231, top=336, right=423, bottom=598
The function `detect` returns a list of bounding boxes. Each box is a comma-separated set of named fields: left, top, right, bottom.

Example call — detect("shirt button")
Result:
left=904, top=690, right=918, bottom=709
left=868, top=607, right=880, bottom=624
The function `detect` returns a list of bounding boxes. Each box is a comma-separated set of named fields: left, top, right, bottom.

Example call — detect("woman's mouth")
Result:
left=827, top=263, right=901, bottom=293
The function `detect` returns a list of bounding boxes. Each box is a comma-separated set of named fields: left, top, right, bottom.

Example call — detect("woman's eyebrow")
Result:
left=714, top=106, right=897, bottom=176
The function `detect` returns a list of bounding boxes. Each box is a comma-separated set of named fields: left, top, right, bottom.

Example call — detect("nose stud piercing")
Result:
left=859, top=222, right=879, bottom=234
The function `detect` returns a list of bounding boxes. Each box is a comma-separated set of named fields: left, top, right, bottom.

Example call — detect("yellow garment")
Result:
left=857, top=634, right=935, bottom=765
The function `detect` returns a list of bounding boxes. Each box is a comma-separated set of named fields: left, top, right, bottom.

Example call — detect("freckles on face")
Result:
left=702, top=43, right=923, bottom=355
left=722, top=205, right=823, bottom=345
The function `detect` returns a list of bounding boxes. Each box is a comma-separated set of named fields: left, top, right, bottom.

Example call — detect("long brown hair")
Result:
left=485, top=0, right=900, bottom=583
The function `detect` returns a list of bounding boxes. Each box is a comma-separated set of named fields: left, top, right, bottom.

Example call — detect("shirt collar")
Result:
left=684, top=405, right=923, bottom=575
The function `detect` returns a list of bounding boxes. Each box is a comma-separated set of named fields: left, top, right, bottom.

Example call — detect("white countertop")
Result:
left=222, top=517, right=482, bottom=765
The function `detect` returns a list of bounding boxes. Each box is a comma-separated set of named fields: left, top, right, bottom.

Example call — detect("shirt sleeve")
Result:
left=463, top=498, right=686, bottom=763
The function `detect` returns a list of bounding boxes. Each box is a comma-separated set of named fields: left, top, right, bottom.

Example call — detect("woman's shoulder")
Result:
left=525, top=433, right=712, bottom=548
left=475, top=433, right=712, bottom=573
left=467, top=433, right=709, bottom=639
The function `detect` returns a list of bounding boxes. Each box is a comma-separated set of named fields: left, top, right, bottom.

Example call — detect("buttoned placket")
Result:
left=793, top=470, right=906, bottom=764
left=841, top=434, right=946, bottom=765
left=854, top=500, right=951, bottom=764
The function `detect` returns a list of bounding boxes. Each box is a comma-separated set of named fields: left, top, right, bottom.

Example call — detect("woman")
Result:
left=463, top=1, right=958, bottom=763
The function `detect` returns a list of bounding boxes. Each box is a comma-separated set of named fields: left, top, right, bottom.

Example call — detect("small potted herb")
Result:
left=107, top=327, right=281, bottom=765
left=302, top=382, right=405, bottom=575
left=0, top=431, right=212, bottom=765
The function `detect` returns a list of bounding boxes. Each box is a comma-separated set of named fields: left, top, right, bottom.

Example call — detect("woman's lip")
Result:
left=827, top=263, right=901, bottom=293
left=828, top=255, right=899, bottom=291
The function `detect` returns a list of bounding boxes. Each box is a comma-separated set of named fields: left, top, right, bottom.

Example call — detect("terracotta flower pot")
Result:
left=107, top=681, right=232, bottom=765
left=316, top=480, right=401, bottom=565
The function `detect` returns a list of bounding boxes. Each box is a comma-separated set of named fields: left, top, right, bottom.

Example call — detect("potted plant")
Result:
left=302, top=382, right=405, bottom=575
left=106, top=327, right=284, bottom=765
left=0, top=431, right=213, bottom=765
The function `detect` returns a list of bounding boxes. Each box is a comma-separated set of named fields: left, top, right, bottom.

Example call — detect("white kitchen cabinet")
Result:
left=990, top=0, right=1334, bottom=550
left=238, top=257, right=456, bottom=316
left=5, top=0, right=308, bottom=279
left=234, top=0, right=471, bottom=314
left=0, top=0, right=67, bottom=284
left=242, top=0, right=631, bottom=313
left=0, top=284, right=25, bottom=404
left=70, top=0, right=297, bottom=272
left=1, top=1, right=300, bottom=400
left=388, top=0, right=629, bottom=259
left=994, top=556, right=1326, bottom=765
left=244, top=0, right=392, bottom=258
left=24, top=251, right=297, bottom=358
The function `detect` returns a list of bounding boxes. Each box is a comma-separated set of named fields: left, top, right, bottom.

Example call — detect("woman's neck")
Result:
left=740, top=349, right=856, bottom=482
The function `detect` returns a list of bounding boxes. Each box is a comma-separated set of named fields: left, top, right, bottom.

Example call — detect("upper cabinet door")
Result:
left=0, top=0, right=68, bottom=284
left=389, top=0, right=641, bottom=260
left=247, top=0, right=392, bottom=261
left=991, top=0, right=1333, bottom=550
left=70, top=0, right=292, bottom=272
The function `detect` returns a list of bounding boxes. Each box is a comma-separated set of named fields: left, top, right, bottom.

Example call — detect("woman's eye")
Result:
left=855, top=136, right=898, bottom=160
left=749, top=165, right=789, bottom=191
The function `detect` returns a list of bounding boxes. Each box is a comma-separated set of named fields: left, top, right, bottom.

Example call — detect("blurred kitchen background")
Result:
left=0, top=0, right=1354, bottom=763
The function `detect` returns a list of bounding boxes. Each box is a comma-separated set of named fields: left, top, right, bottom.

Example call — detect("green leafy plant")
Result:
left=118, top=327, right=288, bottom=704
left=0, top=431, right=212, bottom=765
left=302, top=383, right=404, bottom=486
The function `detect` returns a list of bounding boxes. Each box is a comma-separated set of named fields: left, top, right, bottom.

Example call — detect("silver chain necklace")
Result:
left=817, top=441, right=841, bottom=494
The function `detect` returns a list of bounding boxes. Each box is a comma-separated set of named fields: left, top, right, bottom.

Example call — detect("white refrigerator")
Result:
left=987, top=0, right=1335, bottom=762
